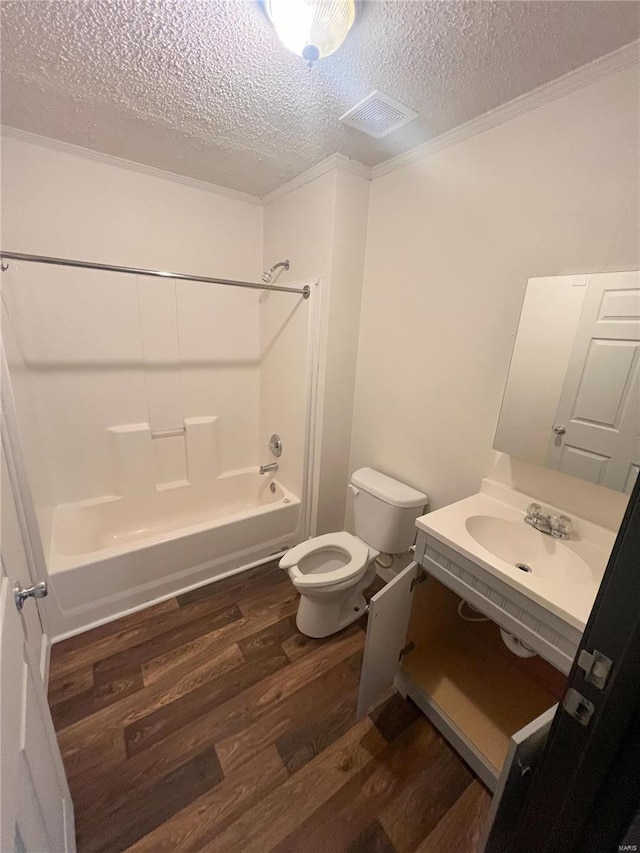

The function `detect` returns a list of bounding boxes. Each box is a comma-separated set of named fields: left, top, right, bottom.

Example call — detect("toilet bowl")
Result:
left=280, top=531, right=379, bottom=637
left=281, top=468, right=428, bottom=638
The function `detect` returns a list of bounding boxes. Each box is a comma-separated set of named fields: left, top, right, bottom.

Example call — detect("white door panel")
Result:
left=2, top=446, right=45, bottom=677
left=357, top=561, right=419, bottom=716
left=15, top=755, right=51, bottom=853
left=20, top=653, right=69, bottom=851
left=1, top=353, right=52, bottom=641
left=548, top=273, right=640, bottom=492
left=0, top=433, right=75, bottom=852
left=0, top=573, right=27, bottom=853
left=481, top=704, right=557, bottom=852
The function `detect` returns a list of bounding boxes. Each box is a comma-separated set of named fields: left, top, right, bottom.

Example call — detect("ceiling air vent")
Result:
left=339, top=90, right=418, bottom=139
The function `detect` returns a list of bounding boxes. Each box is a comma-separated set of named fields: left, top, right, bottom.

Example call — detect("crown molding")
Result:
left=372, top=40, right=640, bottom=180
left=2, top=125, right=371, bottom=207
left=0, top=126, right=263, bottom=206
left=261, top=153, right=371, bottom=206
left=3, top=41, right=636, bottom=203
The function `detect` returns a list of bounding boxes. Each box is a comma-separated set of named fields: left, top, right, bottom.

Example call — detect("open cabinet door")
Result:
left=480, top=705, right=556, bottom=851
left=483, top=472, right=640, bottom=853
left=357, top=561, right=420, bottom=716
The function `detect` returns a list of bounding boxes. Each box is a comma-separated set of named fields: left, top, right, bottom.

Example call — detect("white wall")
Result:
left=350, top=66, right=639, bottom=533
left=1, top=136, right=263, bottom=276
left=261, top=170, right=335, bottom=510
left=262, top=165, right=370, bottom=537
left=315, top=169, right=370, bottom=534
left=2, top=137, right=264, bottom=518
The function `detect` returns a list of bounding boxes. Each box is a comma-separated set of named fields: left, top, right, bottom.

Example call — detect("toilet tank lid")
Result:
left=351, top=468, right=428, bottom=508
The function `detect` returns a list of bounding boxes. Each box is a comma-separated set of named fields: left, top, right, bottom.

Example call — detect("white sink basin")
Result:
left=415, top=480, right=616, bottom=631
left=464, top=515, right=593, bottom=585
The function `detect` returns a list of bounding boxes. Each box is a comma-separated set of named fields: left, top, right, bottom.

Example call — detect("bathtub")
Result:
left=46, top=472, right=301, bottom=639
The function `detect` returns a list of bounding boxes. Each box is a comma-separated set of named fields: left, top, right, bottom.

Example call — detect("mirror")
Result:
left=494, top=271, right=640, bottom=494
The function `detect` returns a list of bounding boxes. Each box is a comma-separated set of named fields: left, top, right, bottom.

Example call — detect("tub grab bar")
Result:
left=151, top=428, right=186, bottom=439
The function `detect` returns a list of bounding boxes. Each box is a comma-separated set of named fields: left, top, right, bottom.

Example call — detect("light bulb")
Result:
left=266, top=0, right=356, bottom=67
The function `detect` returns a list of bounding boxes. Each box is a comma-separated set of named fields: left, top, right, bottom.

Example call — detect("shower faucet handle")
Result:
left=269, top=434, right=283, bottom=457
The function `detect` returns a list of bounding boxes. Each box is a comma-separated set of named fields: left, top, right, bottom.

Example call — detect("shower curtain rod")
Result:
left=0, top=251, right=311, bottom=299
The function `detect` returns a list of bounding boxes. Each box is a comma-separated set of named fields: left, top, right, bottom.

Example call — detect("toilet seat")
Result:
left=280, top=531, right=370, bottom=589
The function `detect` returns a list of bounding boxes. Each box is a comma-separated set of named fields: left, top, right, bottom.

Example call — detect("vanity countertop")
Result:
left=415, top=479, right=616, bottom=631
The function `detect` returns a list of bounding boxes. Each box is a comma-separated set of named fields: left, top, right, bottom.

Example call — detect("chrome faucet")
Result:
left=259, top=462, right=279, bottom=475
left=524, top=503, right=573, bottom=539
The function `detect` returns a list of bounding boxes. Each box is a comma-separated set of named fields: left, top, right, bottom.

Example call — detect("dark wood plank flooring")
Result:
left=49, top=561, right=491, bottom=852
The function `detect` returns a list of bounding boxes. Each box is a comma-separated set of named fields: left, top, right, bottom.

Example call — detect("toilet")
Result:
left=280, top=467, right=428, bottom=638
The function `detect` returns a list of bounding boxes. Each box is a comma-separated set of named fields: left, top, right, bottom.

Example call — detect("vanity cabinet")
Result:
left=413, top=528, right=582, bottom=676
left=358, top=537, right=570, bottom=847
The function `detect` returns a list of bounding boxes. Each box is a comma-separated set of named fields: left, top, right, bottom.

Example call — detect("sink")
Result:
left=464, top=515, right=593, bottom=585
left=415, top=479, right=616, bottom=633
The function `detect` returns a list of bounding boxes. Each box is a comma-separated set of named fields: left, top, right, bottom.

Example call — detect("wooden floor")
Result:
left=48, top=561, right=491, bottom=853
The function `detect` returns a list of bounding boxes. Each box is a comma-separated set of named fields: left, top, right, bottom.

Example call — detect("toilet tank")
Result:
left=350, top=467, right=428, bottom=554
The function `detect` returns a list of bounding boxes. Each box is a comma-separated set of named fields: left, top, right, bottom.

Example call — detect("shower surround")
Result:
left=3, top=257, right=314, bottom=638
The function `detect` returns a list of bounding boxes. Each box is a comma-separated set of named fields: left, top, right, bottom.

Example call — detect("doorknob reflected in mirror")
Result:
left=552, top=425, right=566, bottom=436
left=14, top=580, right=48, bottom=611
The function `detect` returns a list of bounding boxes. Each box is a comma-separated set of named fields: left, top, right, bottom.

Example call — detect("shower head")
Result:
left=261, top=259, right=290, bottom=283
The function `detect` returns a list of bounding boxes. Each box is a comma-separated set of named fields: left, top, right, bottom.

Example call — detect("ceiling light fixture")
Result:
left=265, top=0, right=356, bottom=68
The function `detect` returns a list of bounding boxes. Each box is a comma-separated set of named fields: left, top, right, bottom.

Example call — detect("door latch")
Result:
left=562, top=688, right=595, bottom=726
left=577, top=648, right=613, bottom=690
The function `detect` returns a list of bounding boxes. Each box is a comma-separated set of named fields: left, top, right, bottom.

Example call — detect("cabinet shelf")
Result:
left=402, top=577, right=564, bottom=775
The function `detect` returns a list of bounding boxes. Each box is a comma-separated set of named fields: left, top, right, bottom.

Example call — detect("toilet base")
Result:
left=294, top=568, right=375, bottom=638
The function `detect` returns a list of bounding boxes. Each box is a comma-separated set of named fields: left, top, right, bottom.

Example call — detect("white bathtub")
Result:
left=46, top=472, right=301, bottom=639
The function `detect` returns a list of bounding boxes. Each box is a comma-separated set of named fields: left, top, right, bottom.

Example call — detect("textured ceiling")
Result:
left=1, top=1, right=639, bottom=197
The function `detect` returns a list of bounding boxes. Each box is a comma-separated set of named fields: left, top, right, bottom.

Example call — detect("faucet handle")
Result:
left=551, top=514, right=573, bottom=538
left=525, top=502, right=543, bottom=519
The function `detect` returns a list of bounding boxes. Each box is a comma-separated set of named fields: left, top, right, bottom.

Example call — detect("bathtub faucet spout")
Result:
left=259, top=462, right=279, bottom=475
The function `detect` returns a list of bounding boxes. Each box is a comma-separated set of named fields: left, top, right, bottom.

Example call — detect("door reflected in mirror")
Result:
left=494, top=271, right=640, bottom=494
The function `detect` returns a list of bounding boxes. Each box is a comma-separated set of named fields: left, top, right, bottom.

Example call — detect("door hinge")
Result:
left=411, top=568, right=427, bottom=592
left=577, top=648, right=613, bottom=690
left=562, top=688, right=595, bottom=726
left=399, top=641, right=415, bottom=661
